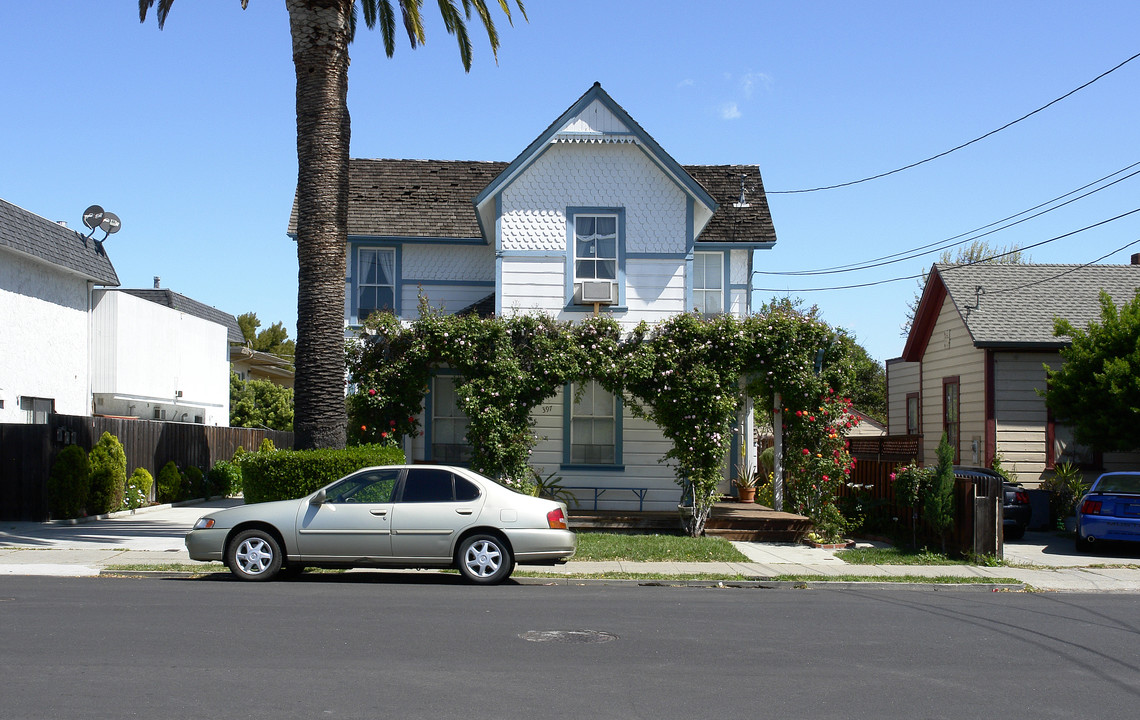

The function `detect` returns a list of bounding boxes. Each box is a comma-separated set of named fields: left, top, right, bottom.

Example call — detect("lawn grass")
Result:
left=572, top=532, right=748, bottom=562
left=835, top=546, right=996, bottom=566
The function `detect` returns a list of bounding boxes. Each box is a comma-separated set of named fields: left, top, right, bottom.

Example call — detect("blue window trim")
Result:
left=348, top=242, right=402, bottom=322
left=561, top=382, right=624, bottom=471
left=564, top=207, right=626, bottom=311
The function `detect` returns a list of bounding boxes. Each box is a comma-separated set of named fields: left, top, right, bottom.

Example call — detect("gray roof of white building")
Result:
left=936, top=261, right=1140, bottom=347
left=0, top=198, right=119, bottom=285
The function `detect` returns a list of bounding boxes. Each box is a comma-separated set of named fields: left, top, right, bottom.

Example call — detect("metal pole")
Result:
left=773, top=392, right=783, bottom=511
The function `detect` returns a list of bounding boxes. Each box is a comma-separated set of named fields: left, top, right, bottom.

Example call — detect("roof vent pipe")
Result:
left=153, top=276, right=161, bottom=289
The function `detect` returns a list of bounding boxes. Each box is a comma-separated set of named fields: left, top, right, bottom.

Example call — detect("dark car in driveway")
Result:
left=953, top=466, right=1032, bottom=540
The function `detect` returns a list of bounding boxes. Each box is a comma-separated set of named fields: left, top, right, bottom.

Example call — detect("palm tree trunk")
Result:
left=287, top=0, right=352, bottom=449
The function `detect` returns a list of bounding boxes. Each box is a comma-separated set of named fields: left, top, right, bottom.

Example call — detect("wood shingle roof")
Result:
left=289, top=159, right=776, bottom=245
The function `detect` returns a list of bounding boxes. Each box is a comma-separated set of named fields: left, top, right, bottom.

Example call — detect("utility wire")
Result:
left=970, top=238, right=1140, bottom=298
left=768, top=50, right=1140, bottom=195
left=756, top=161, right=1140, bottom=276
left=753, top=208, right=1140, bottom=292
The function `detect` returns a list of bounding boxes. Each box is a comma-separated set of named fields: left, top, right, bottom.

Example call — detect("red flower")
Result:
left=802, top=448, right=810, bottom=455
left=381, top=431, right=389, bottom=439
left=361, top=425, right=367, bottom=431
left=368, top=388, right=376, bottom=396
left=408, top=416, right=415, bottom=424
left=390, top=420, right=397, bottom=427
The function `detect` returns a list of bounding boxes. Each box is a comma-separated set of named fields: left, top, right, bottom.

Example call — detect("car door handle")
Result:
left=370, top=509, right=388, bottom=517
left=455, top=508, right=473, bottom=515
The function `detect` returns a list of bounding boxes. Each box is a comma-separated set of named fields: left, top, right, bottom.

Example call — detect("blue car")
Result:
left=1076, top=471, right=1140, bottom=552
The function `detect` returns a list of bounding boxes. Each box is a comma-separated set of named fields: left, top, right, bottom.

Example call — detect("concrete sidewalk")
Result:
left=2, top=501, right=1139, bottom=592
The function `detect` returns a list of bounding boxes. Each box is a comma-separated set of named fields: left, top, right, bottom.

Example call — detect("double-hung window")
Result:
left=430, top=375, right=471, bottom=463
left=358, top=247, right=395, bottom=322
left=569, top=381, right=616, bottom=465
left=943, top=377, right=960, bottom=463
left=574, top=215, right=618, bottom=282
left=693, top=251, right=724, bottom=315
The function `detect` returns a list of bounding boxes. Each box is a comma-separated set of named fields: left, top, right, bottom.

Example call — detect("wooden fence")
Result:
left=836, top=434, right=1000, bottom=556
left=0, top=415, right=293, bottom=521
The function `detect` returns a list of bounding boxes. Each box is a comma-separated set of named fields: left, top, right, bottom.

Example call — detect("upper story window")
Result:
left=693, top=251, right=724, bottom=315
left=358, top=247, right=396, bottom=322
left=574, top=215, right=618, bottom=281
left=21, top=396, right=52, bottom=424
left=905, top=392, right=920, bottom=436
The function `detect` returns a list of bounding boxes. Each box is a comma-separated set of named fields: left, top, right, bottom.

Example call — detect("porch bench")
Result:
left=563, top=486, right=649, bottom=511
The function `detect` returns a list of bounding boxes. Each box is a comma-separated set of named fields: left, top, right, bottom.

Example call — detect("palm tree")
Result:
left=140, top=0, right=525, bottom=449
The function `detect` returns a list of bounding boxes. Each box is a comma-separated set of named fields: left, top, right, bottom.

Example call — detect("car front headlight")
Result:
left=193, top=517, right=216, bottom=530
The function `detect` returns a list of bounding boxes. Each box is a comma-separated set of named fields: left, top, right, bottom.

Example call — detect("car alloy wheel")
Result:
left=458, top=534, right=512, bottom=584
left=227, top=529, right=283, bottom=581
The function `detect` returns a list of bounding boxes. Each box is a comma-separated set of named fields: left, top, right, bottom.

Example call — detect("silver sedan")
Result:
left=185, top=465, right=576, bottom=584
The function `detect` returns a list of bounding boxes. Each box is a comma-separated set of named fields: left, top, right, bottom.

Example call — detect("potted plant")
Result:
left=732, top=466, right=760, bottom=503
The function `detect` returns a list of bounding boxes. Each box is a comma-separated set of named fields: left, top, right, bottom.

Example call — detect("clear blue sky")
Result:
left=3, top=2, right=1138, bottom=364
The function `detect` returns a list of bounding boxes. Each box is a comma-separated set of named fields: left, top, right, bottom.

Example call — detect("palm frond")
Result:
left=377, top=1, right=397, bottom=56
left=439, top=0, right=474, bottom=70
left=401, top=0, right=427, bottom=49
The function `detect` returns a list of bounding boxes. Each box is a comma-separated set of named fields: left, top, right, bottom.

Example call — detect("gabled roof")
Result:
left=119, top=288, right=244, bottom=344
left=0, top=198, right=119, bottom=285
left=474, top=83, right=720, bottom=241
left=902, top=261, right=1140, bottom=360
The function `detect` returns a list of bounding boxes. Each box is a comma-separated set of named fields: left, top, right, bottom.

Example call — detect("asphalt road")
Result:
left=2, top=575, right=1138, bottom=719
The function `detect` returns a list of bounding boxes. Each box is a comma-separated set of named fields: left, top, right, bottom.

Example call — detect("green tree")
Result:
left=837, top=335, right=885, bottom=423
left=141, top=0, right=526, bottom=450
left=925, top=433, right=956, bottom=552
left=231, top=372, right=295, bottom=431
left=1045, top=289, right=1140, bottom=452
left=237, top=312, right=296, bottom=359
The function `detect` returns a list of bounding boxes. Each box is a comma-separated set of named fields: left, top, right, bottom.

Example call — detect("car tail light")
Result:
left=547, top=508, right=568, bottom=529
left=1015, top=491, right=1030, bottom=504
left=1080, top=499, right=1102, bottom=515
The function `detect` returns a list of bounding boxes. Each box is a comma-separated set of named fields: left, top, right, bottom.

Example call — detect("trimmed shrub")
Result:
left=183, top=466, right=205, bottom=500
left=123, top=468, right=153, bottom=510
left=87, top=431, right=127, bottom=514
left=242, top=443, right=405, bottom=503
left=208, top=460, right=242, bottom=498
left=48, top=445, right=90, bottom=519
left=156, top=461, right=182, bottom=504
left=258, top=437, right=276, bottom=453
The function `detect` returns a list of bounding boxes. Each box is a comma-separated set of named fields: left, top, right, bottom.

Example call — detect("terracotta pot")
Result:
left=737, top=487, right=756, bottom=503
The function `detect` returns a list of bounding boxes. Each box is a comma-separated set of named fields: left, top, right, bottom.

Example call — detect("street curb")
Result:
left=96, top=569, right=1028, bottom=591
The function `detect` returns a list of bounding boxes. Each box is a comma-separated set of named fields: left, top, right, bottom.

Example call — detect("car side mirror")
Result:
left=310, top=489, right=327, bottom=505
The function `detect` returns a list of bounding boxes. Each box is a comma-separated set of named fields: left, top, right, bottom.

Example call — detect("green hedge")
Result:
left=242, top=444, right=405, bottom=504
left=88, top=432, right=127, bottom=514
left=208, top=460, right=243, bottom=498
left=48, top=445, right=90, bottom=519
left=124, top=468, right=153, bottom=510
left=156, top=461, right=182, bottom=504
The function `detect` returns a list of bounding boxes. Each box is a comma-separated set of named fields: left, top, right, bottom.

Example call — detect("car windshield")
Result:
left=1094, top=473, right=1140, bottom=495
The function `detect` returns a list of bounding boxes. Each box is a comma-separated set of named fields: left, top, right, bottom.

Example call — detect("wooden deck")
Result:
left=570, top=501, right=812, bottom=542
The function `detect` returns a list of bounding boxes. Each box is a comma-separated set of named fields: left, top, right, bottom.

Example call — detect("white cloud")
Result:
left=740, top=71, right=772, bottom=98
left=677, top=78, right=695, bottom=89
left=720, top=102, right=741, bottom=120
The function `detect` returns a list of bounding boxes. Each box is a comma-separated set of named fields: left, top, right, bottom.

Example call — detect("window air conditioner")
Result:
left=580, top=281, right=615, bottom=304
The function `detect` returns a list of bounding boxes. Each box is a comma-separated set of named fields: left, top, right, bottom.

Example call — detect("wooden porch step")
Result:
left=568, top=502, right=811, bottom=542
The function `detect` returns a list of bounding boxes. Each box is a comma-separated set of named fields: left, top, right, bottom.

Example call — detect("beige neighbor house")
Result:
left=887, top=259, right=1140, bottom=486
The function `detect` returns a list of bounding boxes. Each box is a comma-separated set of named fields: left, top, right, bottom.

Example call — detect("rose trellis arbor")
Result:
left=347, top=300, right=855, bottom=536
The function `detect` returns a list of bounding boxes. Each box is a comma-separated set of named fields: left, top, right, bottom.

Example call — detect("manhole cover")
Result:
left=520, top=630, right=617, bottom=644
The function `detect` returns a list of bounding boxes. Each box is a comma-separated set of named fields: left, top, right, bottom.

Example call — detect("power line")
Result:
left=768, top=50, right=1140, bottom=195
left=752, top=208, right=1140, bottom=292
left=949, top=238, right=1140, bottom=297
left=755, top=162, right=1140, bottom=276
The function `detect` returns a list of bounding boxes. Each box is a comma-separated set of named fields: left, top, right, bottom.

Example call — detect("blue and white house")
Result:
left=325, top=84, right=778, bottom=510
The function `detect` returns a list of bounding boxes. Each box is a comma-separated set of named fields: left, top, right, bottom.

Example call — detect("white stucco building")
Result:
left=0, top=197, right=234, bottom=426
